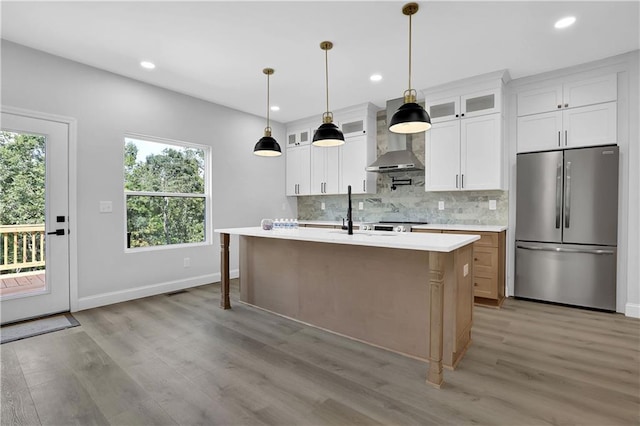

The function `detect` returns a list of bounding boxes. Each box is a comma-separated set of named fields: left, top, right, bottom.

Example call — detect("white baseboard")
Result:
left=76, top=269, right=239, bottom=311
left=625, top=302, right=640, bottom=318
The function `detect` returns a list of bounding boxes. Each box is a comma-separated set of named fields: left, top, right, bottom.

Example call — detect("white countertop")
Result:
left=215, top=227, right=480, bottom=253
left=412, top=224, right=508, bottom=232
left=298, top=220, right=507, bottom=233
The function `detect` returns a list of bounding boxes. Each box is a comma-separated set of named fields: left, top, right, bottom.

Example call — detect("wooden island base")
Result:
left=219, top=232, right=475, bottom=387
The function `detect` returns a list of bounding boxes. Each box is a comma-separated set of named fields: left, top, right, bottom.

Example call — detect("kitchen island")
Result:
left=215, top=227, right=479, bottom=388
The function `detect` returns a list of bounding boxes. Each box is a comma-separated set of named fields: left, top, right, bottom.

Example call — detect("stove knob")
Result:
left=395, top=225, right=405, bottom=232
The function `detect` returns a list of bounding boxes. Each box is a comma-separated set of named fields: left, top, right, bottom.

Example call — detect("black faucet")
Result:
left=341, top=185, right=354, bottom=235
left=346, top=185, right=354, bottom=235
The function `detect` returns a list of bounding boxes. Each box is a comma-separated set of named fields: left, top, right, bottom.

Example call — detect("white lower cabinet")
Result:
left=310, top=145, right=339, bottom=195
left=286, top=145, right=310, bottom=196
left=426, top=113, right=503, bottom=191
left=517, top=101, right=617, bottom=153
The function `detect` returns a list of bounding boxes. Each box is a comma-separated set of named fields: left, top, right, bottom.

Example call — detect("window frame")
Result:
left=123, top=133, right=212, bottom=252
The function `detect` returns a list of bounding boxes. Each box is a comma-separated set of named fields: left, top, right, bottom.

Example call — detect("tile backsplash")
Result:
left=297, top=110, right=508, bottom=226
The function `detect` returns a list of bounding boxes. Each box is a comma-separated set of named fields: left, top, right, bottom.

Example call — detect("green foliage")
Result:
left=124, top=140, right=206, bottom=248
left=0, top=131, right=46, bottom=225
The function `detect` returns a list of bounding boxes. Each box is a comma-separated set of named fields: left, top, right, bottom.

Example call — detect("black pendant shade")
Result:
left=254, top=134, right=282, bottom=157
left=312, top=121, right=345, bottom=147
left=254, top=67, right=282, bottom=157
left=312, top=41, right=345, bottom=147
left=389, top=3, right=431, bottom=135
left=389, top=102, right=432, bottom=134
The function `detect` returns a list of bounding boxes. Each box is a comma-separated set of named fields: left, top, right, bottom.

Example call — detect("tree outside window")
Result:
left=124, top=136, right=209, bottom=249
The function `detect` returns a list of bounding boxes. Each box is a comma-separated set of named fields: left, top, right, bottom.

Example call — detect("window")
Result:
left=124, top=135, right=210, bottom=249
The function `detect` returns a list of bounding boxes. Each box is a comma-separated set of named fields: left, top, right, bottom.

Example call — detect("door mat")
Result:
left=1, top=313, right=80, bottom=344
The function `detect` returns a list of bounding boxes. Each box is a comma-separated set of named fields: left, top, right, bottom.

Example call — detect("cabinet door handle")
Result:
left=558, top=131, right=561, bottom=147
left=461, top=113, right=465, bottom=117
left=455, top=114, right=459, bottom=118
left=557, top=104, right=561, bottom=109
left=456, top=174, right=459, bottom=189
left=461, top=174, right=464, bottom=188
left=565, top=130, right=568, bottom=146
left=564, top=103, right=569, bottom=108
left=363, top=180, right=366, bottom=192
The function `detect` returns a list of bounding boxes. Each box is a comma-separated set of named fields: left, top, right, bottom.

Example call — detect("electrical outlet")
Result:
left=438, top=201, right=445, bottom=210
left=183, top=257, right=190, bottom=268
left=358, top=202, right=364, bottom=210
left=321, top=202, right=325, bottom=210
left=463, top=263, right=469, bottom=277
left=99, top=201, right=113, bottom=213
left=489, top=200, right=497, bottom=210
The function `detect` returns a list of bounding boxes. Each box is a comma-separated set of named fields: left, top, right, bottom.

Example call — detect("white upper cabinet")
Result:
left=286, top=127, right=311, bottom=148
left=427, top=88, right=501, bottom=124
left=339, top=135, right=376, bottom=194
left=517, top=73, right=617, bottom=116
left=424, top=71, right=507, bottom=192
left=286, top=145, right=310, bottom=196
left=425, top=120, right=460, bottom=191
left=285, top=103, right=377, bottom=197
left=426, top=114, right=503, bottom=191
left=516, top=73, right=618, bottom=153
left=461, top=114, right=503, bottom=190
left=310, top=145, right=339, bottom=195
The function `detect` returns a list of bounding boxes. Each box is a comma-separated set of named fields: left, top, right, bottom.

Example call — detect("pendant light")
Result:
left=389, top=3, right=431, bottom=134
left=253, top=68, right=282, bottom=157
left=312, top=41, right=345, bottom=147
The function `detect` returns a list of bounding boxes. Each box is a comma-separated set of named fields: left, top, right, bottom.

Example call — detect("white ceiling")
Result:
left=2, top=1, right=639, bottom=124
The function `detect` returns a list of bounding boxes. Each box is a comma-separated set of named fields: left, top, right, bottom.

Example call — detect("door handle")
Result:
left=565, top=130, right=568, bottom=146
left=555, top=163, right=562, bottom=229
left=461, top=174, right=464, bottom=189
left=516, top=244, right=614, bottom=255
left=363, top=180, right=366, bottom=192
left=565, top=161, right=572, bottom=228
left=456, top=174, right=459, bottom=189
left=558, top=131, right=561, bottom=147
left=47, top=229, right=65, bottom=236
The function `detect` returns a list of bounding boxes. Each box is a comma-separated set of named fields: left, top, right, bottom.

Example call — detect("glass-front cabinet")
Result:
left=427, top=89, right=501, bottom=124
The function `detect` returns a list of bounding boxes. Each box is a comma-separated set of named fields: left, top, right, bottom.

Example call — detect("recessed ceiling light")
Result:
left=370, top=74, right=383, bottom=82
left=270, top=106, right=280, bottom=111
left=554, top=16, right=576, bottom=29
left=140, top=61, right=156, bottom=70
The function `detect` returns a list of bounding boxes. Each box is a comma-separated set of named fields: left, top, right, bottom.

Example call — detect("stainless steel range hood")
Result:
left=366, top=97, right=425, bottom=173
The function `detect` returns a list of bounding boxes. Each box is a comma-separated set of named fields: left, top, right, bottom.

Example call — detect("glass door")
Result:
left=1, top=112, right=70, bottom=324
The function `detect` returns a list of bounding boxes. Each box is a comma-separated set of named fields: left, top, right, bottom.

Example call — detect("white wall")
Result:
left=1, top=40, right=296, bottom=310
left=506, top=50, right=640, bottom=317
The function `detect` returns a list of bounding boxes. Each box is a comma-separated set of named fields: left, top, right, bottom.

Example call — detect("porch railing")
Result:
left=0, top=224, right=46, bottom=273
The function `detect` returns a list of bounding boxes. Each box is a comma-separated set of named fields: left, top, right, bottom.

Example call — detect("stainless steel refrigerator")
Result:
left=515, top=145, right=619, bottom=311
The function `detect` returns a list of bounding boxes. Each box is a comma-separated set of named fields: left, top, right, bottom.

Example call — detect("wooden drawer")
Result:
left=411, top=229, right=443, bottom=234
left=472, top=246, right=498, bottom=276
left=446, top=230, right=498, bottom=247
left=473, top=275, right=497, bottom=299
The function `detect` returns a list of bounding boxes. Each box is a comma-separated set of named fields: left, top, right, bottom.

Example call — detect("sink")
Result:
left=328, top=231, right=396, bottom=237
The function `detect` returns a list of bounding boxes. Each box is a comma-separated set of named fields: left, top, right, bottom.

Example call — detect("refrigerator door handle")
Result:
left=516, top=244, right=615, bottom=255
left=555, top=163, right=562, bottom=229
left=565, top=161, right=572, bottom=229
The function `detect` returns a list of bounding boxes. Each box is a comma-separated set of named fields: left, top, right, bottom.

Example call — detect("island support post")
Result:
left=220, top=233, right=231, bottom=309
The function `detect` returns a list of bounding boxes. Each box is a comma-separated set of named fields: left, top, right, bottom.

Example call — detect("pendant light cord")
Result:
left=408, top=11, right=412, bottom=91
left=266, top=72, right=270, bottom=129
left=325, top=46, right=330, bottom=113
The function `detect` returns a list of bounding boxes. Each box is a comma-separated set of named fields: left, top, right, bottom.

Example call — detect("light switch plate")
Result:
left=358, top=202, right=364, bottom=210
left=321, top=202, right=325, bottom=210
left=463, top=263, right=469, bottom=277
left=438, top=201, right=445, bottom=210
left=489, top=200, right=497, bottom=210
left=99, top=201, right=113, bottom=213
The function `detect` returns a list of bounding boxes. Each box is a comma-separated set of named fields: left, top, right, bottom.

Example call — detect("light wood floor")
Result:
left=2, top=279, right=639, bottom=425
